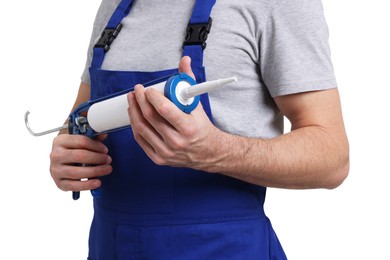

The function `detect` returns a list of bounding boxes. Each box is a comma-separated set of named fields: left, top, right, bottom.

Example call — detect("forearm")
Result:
left=202, top=125, right=349, bottom=189
left=128, top=65, right=349, bottom=189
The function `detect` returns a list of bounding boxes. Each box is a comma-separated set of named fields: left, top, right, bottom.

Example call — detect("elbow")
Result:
left=325, top=159, right=349, bottom=189
left=325, top=147, right=350, bottom=189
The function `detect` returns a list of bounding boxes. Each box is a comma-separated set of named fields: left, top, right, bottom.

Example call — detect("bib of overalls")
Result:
left=87, top=0, right=287, bottom=259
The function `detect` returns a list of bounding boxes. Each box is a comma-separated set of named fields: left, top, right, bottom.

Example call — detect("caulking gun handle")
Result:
left=72, top=191, right=80, bottom=200
left=83, top=133, right=104, bottom=199
left=66, top=114, right=82, bottom=200
left=69, top=136, right=103, bottom=200
left=68, top=101, right=102, bottom=200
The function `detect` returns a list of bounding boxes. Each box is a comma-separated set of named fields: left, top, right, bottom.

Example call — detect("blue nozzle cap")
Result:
left=164, top=73, right=200, bottom=113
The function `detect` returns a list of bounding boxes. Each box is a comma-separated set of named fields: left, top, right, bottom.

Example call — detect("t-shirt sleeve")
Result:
left=260, top=0, right=337, bottom=97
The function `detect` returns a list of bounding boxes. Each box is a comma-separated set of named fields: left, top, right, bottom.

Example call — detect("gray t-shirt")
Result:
left=81, top=0, right=336, bottom=139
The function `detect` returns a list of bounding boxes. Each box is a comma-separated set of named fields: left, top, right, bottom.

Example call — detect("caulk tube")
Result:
left=87, top=73, right=238, bottom=134
left=87, top=73, right=197, bottom=133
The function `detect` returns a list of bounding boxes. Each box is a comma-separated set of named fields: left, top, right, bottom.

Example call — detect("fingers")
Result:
left=52, top=147, right=111, bottom=166
left=96, top=133, right=108, bottom=142
left=51, top=135, right=110, bottom=165
left=58, top=178, right=101, bottom=193
left=54, top=134, right=108, bottom=154
left=143, top=87, right=190, bottom=133
left=126, top=56, right=211, bottom=167
left=53, top=164, right=112, bottom=192
left=50, top=159, right=112, bottom=192
left=179, top=56, right=196, bottom=79
left=128, top=87, right=170, bottom=156
left=140, top=55, right=198, bottom=132
left=50, top=134, right=112, bottom=192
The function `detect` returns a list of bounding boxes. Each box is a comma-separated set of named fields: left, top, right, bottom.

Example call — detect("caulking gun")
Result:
left=25, top=73, right=237, bottom=200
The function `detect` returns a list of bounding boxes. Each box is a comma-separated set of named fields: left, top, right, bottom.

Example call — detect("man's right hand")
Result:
left=49, top=134, right=112, bottom=193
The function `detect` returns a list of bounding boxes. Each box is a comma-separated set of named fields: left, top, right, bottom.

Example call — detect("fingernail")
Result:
left=134, top=84, right=144, bottom=91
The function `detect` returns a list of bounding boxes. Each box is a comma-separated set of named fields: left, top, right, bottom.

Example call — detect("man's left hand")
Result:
left=127, top=56, right=219, bottom=170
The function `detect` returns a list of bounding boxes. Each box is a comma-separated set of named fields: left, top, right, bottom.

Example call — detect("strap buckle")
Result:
left=95, top=23, right=123, bottom=52
left=184, top=18, right=213, bottom=50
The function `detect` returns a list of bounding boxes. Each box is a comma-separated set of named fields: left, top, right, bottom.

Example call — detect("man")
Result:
left=50, top=0, right=349, bottom=258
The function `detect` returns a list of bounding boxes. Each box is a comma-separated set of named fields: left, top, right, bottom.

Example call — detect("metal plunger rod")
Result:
left=25, top=76, right=238, bottom=137
left=24, top=111, right=68, bottom=137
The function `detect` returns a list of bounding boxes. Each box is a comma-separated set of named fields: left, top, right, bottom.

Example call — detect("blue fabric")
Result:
left=182, top=45, right=213, bottom=120
left=183, top=45, right=204, bottom=72
left=87, top=0, right=287, bottom=259
left=90, top=48, right=105, bottom=70
left=189, top=0, right=216, bottom=24
left=107, top=0, right=134, bottom=29
left=88, top=215, right=286, bottom=260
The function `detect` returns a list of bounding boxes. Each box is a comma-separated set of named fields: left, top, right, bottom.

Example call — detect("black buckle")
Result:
left=95, top=23, right=123, bottom=52
left=184, top=17, right=212, bottom=49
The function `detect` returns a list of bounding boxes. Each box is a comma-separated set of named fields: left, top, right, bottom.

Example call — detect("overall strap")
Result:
left=91, top=0, right=217, bottom=70
left=183, top=0, right=217, bottom=121
left=91, top=0, right=135, bottom=69
left=183, top=0, right=217, bottom=70
left=106, top=0, right=134, bottom=28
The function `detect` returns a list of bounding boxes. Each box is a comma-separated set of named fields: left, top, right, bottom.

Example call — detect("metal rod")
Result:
left=24, top=111, right=68, bottom=137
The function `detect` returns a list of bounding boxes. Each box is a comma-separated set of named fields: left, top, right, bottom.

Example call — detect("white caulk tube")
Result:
left=87, top=73, right=237, bottom=133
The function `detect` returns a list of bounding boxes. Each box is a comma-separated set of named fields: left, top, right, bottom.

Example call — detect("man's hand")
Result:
left=49, top=134, right=112, bottom=192
left=127, top=56, right=220, bottom=170
left=126, top=56, right=349, bottom=189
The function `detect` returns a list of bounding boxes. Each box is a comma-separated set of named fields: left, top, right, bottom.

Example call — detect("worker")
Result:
left=49, top=0, right=349, bottom=258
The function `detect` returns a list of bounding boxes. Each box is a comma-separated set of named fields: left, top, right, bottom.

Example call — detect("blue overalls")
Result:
left=87, top=0, right=287, bottom=259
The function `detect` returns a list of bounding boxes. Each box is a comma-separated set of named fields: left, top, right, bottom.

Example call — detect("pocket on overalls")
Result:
left=116, top=218, right=281, bottom=260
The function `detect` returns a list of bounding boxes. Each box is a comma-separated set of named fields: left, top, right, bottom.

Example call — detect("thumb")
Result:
left=178, top=56, right=196, bottom=80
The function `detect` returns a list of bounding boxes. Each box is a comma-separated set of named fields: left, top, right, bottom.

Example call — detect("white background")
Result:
left=1, top=0, right=389, bottom=259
